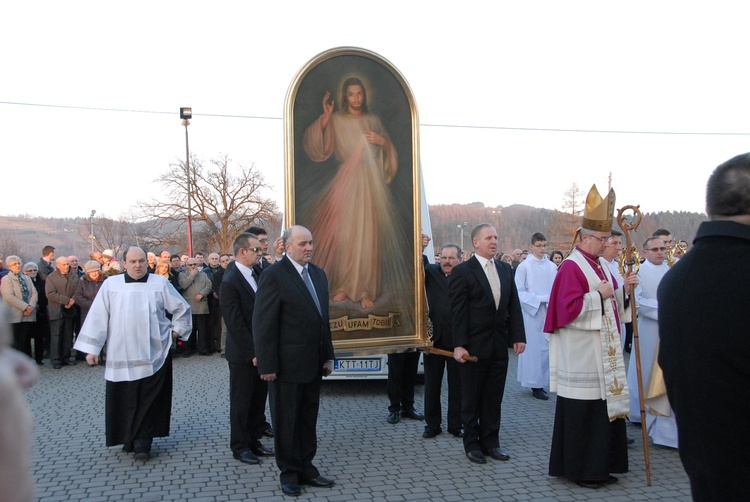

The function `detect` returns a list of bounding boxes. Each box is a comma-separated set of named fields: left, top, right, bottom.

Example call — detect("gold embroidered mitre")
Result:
left=582, top=185, right=615, bottom=232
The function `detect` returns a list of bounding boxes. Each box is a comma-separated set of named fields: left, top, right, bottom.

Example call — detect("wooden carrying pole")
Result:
left=616, top=204, right=652, bottom=486
left=419, top=346, right=478, bottom=362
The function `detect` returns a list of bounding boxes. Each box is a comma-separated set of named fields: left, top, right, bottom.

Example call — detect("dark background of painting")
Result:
left=290, top=52, right=418, bottom=343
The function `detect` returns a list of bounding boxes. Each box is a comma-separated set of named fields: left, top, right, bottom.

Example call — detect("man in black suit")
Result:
left=422, top=243, right=463, bottom=438
left=220, top=233, right=275, bottom=466
left=451, top=223, right=526, bottom=464
left=246, top=226, right=278, bottom=271
left=253, top=225, right=335, bottom=497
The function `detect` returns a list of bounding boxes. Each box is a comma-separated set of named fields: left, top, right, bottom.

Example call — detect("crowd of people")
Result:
left=0, top=227, right=285, bottom=367
left=1, top=153, right=748, bottom=500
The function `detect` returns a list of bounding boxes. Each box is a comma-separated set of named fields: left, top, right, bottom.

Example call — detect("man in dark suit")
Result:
left=253, top=225, right=335, bottom=497
left=246, top=226, right=277, bottom=270
left=451, top=223, right=526, bottom=464
left=220, top=233, right=275, bottom=466
left=38, top=245, right=55, bottom=281
left=422, top=243, right=463, bottom=438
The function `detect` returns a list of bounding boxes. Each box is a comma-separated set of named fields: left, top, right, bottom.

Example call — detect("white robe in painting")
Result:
left=74, top=274, right=192, bottom=382
left=303, top=111, right=400, bottom=304
left=515, top=254, right=557, bottom=389
left=627, top=259, right=678, bottom=447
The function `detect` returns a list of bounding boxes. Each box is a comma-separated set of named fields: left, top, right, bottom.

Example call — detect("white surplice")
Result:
left=74, top=274, right=192, bottom=382
left=515, top=254, right=557, bottom=388
left=627, top=259, right=678, bottom=447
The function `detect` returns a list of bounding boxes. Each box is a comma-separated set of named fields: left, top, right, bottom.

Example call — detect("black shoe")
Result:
left=36, top=361, right=44, bottom=366
left=281, top=482, right=301, bottom=496
left=61, top=360, right=77, bottom=366
left=484, top=447, right=510, bottom=461
left=532, top=388, right=549, bottom=400
left=122, top=444, right=133, bottom=453
left=198, top=351, right=210, bottom=356
left=251, top=441, right=275, bottom=457
left=422, top=427, right=442, bottom=438
left=401, top=408, right=424, bottom=420
left=575, top=480, right=602, bottom=489
left=52, top=364, right=62, bottom=369
left=133, top=439, right=151, bottom=462
left=220, top=353, right=226, bottom=358
left=449, top=428, right=464, bottom=438
left=300, top=476, right=335, bottom=488
left=387, top=411, right=400, bottom=424
left=262, top=425, right=274, bottom=438
left=627, top=438, right=635, bottom=445
left=466, top=450, right=487, bottom=464
left=233, top=450, right=261, bottom=465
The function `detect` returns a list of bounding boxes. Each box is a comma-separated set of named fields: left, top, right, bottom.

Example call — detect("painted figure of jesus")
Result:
left=303, top=77, right=400, bottom=310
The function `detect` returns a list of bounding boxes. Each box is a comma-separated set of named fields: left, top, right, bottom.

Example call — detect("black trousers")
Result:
left=459, top=352, right=509, bottom=453
left=207, top=296, right=222, bottom=351
left=49, top=317, right=74, bottom=365
left=187, top=314, right=211, bottom=354
left=387, top=352, right=420, bottom=413
left=270, top=378, right=322, bottom=485
left=228, top=362, right=268, bottom=454
left=423, top=351, right=462, bottom=432
left=12, top=322, right=33, bottom=358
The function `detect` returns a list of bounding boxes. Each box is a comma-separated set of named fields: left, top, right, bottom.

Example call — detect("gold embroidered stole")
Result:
left=570, top=251, right=630, bottom=420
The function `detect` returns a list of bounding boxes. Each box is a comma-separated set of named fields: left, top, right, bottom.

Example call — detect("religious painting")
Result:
left=284, top=47, right=427, bottom=353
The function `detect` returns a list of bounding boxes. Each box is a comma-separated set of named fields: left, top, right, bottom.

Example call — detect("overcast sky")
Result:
left=3, top=1, right=749, bottom=220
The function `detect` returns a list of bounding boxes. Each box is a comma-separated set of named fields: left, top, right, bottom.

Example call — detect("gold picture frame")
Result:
left=284, top=47, right=427, bottom=354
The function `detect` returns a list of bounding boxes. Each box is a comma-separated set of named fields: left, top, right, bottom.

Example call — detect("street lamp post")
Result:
left=180, top=107, right=193, bottom=257
left=89, top=209, right=96, bottom=253
left=457, top=224, right=464, bottom=255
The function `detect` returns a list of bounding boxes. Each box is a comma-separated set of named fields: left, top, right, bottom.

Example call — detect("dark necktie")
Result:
left=302, top=267, right=321, bottom=314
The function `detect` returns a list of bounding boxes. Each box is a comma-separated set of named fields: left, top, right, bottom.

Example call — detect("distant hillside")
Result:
left=428, top=204, right=706, bottom=256
left=0, top=215, right=89, bottom=262
left=0, top=205, right=707, bottom=264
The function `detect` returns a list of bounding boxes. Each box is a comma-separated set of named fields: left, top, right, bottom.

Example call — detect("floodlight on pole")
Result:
left=181, top=107, right=193, bottom=257
left=89, top=209, right=96, bottom=253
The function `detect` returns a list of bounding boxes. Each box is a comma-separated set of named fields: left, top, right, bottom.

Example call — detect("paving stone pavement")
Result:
left=26, top=351, right=692, bottom=501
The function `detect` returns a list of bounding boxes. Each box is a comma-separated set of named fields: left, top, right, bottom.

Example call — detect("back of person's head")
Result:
left=707, top=153, right=750, bottom=219
left=245, top=226, right=266, bottom=236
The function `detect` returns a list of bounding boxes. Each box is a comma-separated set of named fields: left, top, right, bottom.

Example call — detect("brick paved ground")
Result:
left=26, top=351, right=691, bottom=501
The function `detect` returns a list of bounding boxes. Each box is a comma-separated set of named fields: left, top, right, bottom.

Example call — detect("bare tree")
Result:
left=0, top=233, right=23, bottom=259
left=548, top=183, right=586, bottom=252
left=138, top=154, right=278, bottom=254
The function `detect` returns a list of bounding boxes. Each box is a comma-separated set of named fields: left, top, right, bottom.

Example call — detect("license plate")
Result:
left=334, top=358, right=382, bottom=372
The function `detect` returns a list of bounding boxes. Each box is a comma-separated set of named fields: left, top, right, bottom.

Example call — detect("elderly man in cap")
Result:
left=544, top=185, right=638, bottom=489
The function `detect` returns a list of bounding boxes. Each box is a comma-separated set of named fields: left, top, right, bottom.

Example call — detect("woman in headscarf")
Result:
left=74, top=261, right=105, bottom=326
